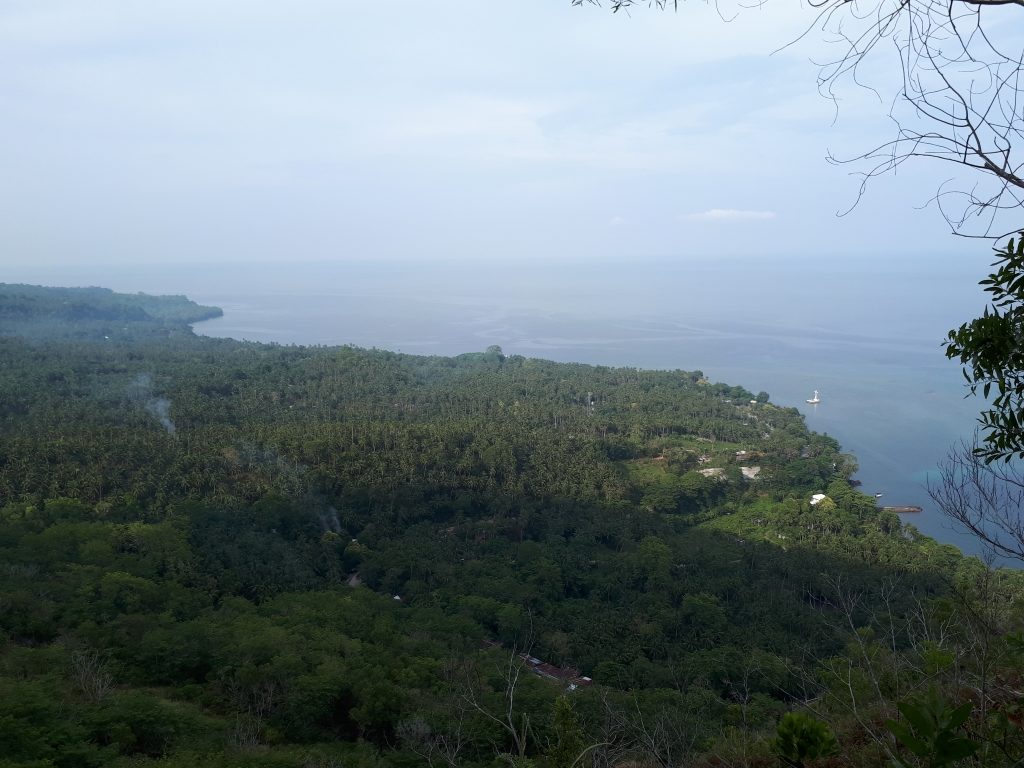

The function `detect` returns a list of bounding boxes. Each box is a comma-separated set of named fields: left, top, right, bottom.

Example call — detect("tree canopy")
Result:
left=1, top=284, right=1022, bottom=767
left=946, top=235, right=1024, bottom=462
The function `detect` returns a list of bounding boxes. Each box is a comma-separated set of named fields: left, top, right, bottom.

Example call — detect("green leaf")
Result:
left=897, top=701, right=934, bottom=738
left=945, top=701, right=972, bottom=730
left=886, top=721, right=929, bottom=757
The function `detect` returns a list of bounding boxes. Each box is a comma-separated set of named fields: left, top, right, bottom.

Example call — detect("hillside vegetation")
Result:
left=0, top=284, right=1020, bottom=768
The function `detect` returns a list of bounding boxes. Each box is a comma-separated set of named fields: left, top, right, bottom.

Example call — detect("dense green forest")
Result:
left=0, top=284, right=221, bottom=340
left=1, top=283, right=1021, bottom=768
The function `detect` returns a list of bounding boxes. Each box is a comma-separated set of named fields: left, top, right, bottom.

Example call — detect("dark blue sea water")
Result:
left=5, top=254, right=997, bottom=556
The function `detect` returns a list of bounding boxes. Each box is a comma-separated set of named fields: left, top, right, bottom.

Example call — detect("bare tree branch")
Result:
left=578, top=0, right=1024, bottom=237
left=929, top=435, right=1024, bottom=559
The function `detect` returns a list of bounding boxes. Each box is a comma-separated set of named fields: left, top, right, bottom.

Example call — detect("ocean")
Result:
left=5, top=253, right=998, bottom=556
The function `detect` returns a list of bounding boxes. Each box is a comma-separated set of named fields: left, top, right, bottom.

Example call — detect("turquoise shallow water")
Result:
left=4, top=254, right=999, bottom=556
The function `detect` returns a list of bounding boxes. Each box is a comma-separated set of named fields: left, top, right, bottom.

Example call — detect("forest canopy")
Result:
left=0, top=285, right=1020, bottom=768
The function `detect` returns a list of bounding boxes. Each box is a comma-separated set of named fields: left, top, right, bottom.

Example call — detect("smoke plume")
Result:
left=130, top=373, right=176, bottom=435
left=145, top=397, right=176, bottom=435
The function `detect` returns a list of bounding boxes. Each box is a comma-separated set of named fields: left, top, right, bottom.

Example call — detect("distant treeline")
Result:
left=0, top=283, right=222, bottom=340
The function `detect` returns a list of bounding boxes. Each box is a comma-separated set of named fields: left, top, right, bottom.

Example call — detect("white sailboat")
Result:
left=806, top=390, right=821, bottom=404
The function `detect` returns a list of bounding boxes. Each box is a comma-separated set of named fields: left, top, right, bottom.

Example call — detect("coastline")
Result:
left=188, top=306, right=988, bottom=560
left=6, top=257, right=988, bottom=556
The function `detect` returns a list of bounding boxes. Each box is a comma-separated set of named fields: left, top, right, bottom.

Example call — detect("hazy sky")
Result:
left=0, top=1, right=980, bottom=266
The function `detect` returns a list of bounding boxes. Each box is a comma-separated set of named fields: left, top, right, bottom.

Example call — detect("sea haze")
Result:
left=6, top=253, right=996, bottom=555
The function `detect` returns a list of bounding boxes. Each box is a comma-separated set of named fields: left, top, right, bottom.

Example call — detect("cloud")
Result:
left=0, top=0, right=952, bottom=265
left=686, top=209, right=777, bottom=221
